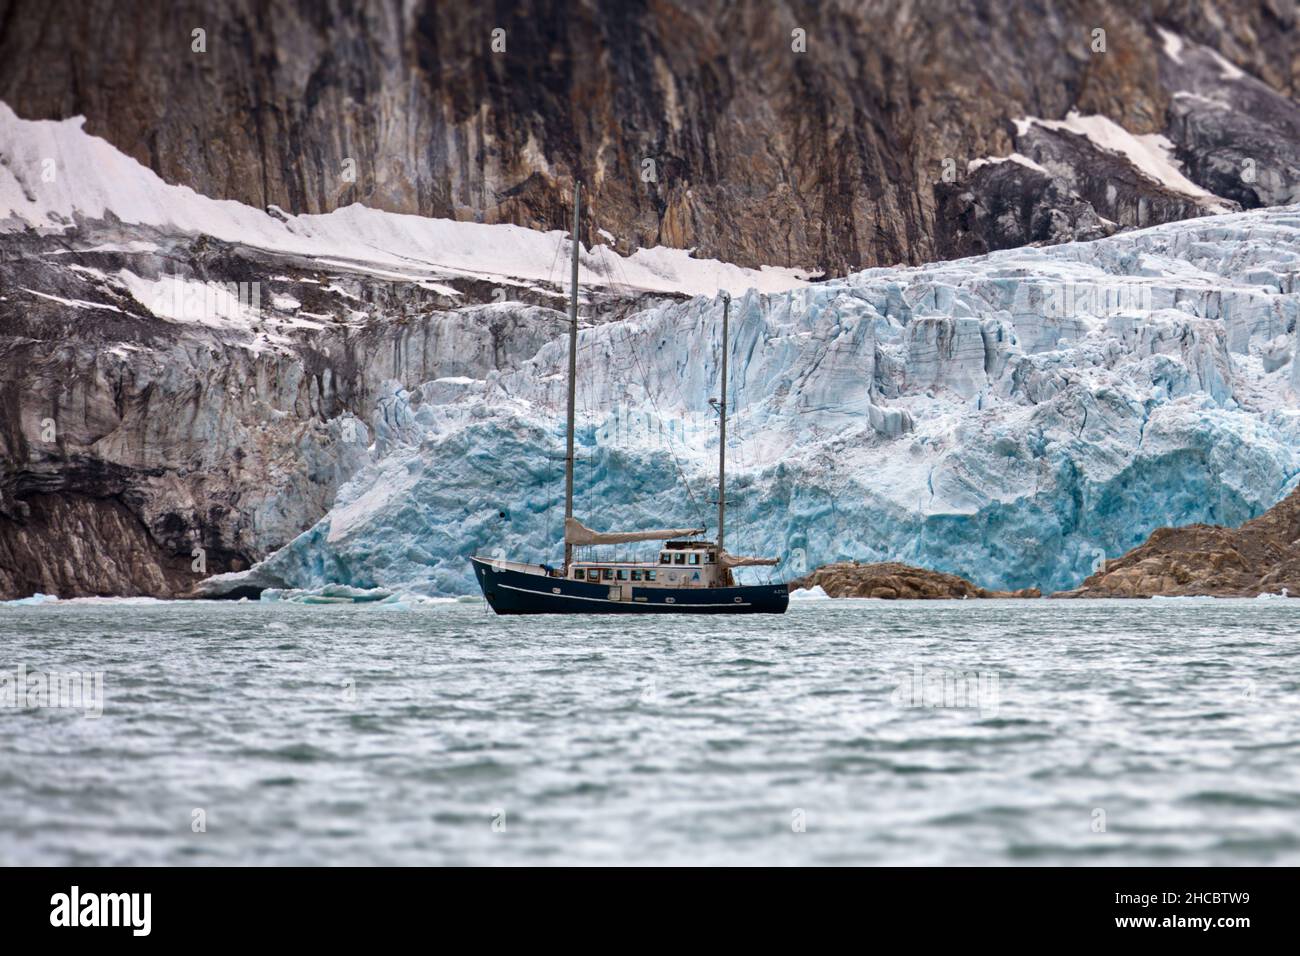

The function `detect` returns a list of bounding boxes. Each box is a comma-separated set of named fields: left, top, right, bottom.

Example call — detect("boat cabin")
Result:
left=568, top=540, right=731, bottom=589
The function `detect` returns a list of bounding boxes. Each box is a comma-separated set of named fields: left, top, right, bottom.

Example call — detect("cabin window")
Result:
left=631, top=570, right=642, bottom=581
left=602, top=568, right=614, bottom=580
left=586, top=569, right=599, bottom=582
left=646, top=570, right=656, bottom=581
left=660, top=552, right=671, bottom=564
left=674, top=553, right=686, bottom=565
left=573, top=568, right=584, bottom=579
left=617, top=569, right=629, bottom=581
left=689, top=553, right=700, bottom=565
left=704, top=553, right=715, bottom=564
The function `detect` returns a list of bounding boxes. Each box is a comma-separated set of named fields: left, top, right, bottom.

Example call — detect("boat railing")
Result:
left=476, top=556, right=548, bottom=575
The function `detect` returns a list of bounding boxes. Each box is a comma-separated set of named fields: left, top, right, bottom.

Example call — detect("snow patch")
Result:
left=1016, top=111, right=1231, bottom=211
left=1157, top=27, right=1185, bottom=64
left=1207, top=48, right=1245, bottom=82
left=118, top=271, right=260, bottom=328
left=20, top=288, right=123, bottom=313
left=967, top=153, right=1050, bottom=175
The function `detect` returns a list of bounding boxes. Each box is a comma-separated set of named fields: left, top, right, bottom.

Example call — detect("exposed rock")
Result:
left=1159, top=17, right=1300, bottom=209
left=0, top=492, right=208, bottom=598
left=1056, top=485, right=1300, bottom=598
left=1, top=0, right=1296, bottom=275
left=791, top=562, right=1041, bottom=600
left=0, top=233, right=589, bottom=597
left=1014, top=122, right=1226, bottom=224
left=935, top=157, right=1117, bottom=259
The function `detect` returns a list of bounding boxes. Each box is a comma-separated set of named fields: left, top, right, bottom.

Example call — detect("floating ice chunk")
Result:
left=3, top=592, right=59, bottom=605
left=789, top=585, right=830, bottom=599
left=260, top=584, right=403, bottom=604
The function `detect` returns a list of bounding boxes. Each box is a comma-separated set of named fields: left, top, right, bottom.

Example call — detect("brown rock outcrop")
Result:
left=1056, top=487, right=1300, bottom=598
left=791, top=561, right=1041, bottom=600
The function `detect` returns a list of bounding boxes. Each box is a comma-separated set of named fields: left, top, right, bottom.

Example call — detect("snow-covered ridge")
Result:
left=0, top=102, right=812, bottom=297
left=1013, top=111, right=1231, bottom=211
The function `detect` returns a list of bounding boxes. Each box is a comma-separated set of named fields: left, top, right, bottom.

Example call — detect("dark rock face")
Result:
left=1055, top=486, right=1300, bottom=598
left=791, top=561, right=1041, bottom=599
left=935, top=157, right=1116, bottom=260
left=933, top=31, right=1300, bottom=256
left=0, top=233, right=585, bottom=597
left=1015, top=123, right=1218, bottom=226
left=0, top=492, right=224, bottom=598
left=0, top=0, right=1295, bottom=275
left=1159, top=27, right=1300, bottom=209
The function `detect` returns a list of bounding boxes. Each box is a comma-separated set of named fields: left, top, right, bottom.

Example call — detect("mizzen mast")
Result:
left=717, top=291, right=730, bottom=552
left=563, top=181, right=581, bottom=571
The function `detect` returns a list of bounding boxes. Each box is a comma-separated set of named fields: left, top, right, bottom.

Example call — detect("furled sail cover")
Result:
left=564, top=517, right=704, bottom=546
left=718, top=552, right=781, bottom=569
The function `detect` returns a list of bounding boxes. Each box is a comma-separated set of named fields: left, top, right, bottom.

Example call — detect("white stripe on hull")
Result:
left=497, top=583, right=752, bottom=608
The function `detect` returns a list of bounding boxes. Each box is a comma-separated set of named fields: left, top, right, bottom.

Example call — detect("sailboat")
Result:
left=470, top=182, right=789, bottom=614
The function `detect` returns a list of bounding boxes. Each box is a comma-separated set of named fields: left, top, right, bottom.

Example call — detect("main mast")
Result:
left=563, top=181, right=581, bottom=571
left=718, top=291, right=730, bottom=552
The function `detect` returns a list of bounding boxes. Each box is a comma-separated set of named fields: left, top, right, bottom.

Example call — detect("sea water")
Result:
left=1, top=597, right=1297, bottom=865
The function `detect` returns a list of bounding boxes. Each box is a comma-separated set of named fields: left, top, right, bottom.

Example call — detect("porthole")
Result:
left=665, top=597, right=675, bottom=604
left=552, top=588, right=561, bottom=594
left=733, top=597, right=743, bottom=604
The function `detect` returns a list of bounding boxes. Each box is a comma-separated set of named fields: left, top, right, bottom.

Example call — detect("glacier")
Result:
left=208, top=204, right=1300, bottom=598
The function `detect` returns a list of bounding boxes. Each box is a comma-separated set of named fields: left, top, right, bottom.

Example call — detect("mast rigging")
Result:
left=563, top=180, right=580, bottom=571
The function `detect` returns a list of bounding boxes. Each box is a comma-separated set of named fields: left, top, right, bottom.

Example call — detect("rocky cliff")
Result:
left=1057, top=485, right=1300, bottom=597
left=1, top=0, right=1297, bottom=275
left=0, top=221, right=594, bottom=597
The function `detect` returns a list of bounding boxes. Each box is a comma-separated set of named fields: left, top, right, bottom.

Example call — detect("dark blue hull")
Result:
left=471, top=558, right=788, bottom=614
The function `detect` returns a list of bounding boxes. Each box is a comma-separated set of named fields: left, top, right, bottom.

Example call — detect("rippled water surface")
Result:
left=1, top=597, right=1298, bottom=865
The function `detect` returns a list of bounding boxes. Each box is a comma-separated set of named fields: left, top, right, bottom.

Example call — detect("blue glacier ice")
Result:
left=208, top=205, right=1300, bottom=597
